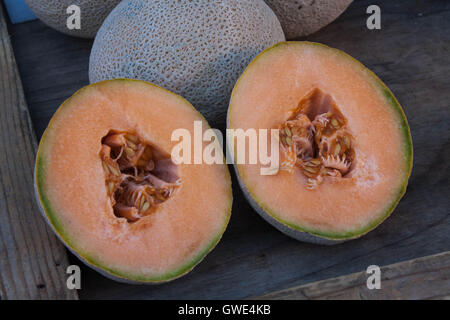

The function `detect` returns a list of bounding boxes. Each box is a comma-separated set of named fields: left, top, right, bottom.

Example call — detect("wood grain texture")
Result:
left=254, top=251, right=450, bottom=300
left=6, top=0, right=450, bottom=299
left=0, top=4, right=77, bottom=300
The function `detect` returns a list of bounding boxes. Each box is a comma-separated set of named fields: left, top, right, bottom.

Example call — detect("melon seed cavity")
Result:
left=100, top=131, right=180, bottom=222
left=279, top=88, right=355, bottom=190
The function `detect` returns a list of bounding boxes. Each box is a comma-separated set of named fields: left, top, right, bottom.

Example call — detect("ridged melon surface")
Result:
left=89, top=0, right=285, bottom=127
left=25, top=0, right=121, bottom=38
left=228, top=42, right=413, bottom=244
left=264, top=0, right=353, bottom=39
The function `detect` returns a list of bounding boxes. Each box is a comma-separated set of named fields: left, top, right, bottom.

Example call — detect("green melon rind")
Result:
left=35, top=79, right=232, bottom=283
left=228, top=42, right=413, bottom=244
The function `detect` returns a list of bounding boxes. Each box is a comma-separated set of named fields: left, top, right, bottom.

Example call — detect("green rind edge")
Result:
left=229, top=41, right=413, bottom=241
left=35, top=79, right=233, bottom=283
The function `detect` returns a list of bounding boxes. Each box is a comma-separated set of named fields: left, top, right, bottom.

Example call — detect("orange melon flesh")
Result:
left=35, top=79, right=232, bottom=282
left=228, top=42, right=412, bottom=240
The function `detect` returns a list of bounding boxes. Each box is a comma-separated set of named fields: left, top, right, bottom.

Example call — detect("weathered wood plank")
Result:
left=0, top=4, right=77, bottom=300
left=6, top=0, right=450, bottom=299
left=254, top=251, right=450, bottom=300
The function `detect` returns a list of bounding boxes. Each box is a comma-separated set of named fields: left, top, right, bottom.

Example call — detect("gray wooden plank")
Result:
left=254, top=251, right=450, bottom=300
left=0, top=3, right=78, bottom=300
left=6, top=0, right=450, bottom=299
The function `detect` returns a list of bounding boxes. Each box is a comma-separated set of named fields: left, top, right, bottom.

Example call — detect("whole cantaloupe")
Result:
left=25, top=0, right=121, bottom=38
left=89, top=0, right=285, bottom=126
left=264, top=0, right=353, bottom=39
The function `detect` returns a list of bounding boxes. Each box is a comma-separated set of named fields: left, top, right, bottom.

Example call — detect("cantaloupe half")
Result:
left=228, top=42, right=413, bottom=244
left=35, top=79, right=232, bottom=283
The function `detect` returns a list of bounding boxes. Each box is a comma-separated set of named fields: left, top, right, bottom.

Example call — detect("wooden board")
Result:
left=255, top=251, right=450, bottom=300
left=5, top=0, right=450, bottom=299
left=0, top=3, right=77, bottom=300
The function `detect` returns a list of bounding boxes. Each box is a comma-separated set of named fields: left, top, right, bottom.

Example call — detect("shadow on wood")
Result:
left=0, top=3, right=77, bottom=300
left=254, top=252, right=450, bottom=300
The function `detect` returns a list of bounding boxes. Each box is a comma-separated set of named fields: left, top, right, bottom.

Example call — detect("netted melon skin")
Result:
left=25, top=0, right=121, bottom=38
left=264, top=0, right=353, bottom=39
left=89, top=0, right=285, bottom=127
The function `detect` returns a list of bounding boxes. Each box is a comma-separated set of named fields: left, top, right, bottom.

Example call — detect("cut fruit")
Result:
left=228, top=42, right=413, bottom=244
left=35, top=79, right=232, bottom=283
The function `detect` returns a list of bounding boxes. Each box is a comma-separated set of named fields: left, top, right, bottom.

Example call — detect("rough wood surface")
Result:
left=0, top=4, right=77, bottom=300
left=254, top=251, right=450, bottom=300
left=5, top=0, right=450, bottom=299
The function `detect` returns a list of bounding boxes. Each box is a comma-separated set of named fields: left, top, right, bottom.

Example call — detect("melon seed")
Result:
left=300, top=127, right=306, bottom=135
left=140, top=202, right=150, bottom=212
left=104, top=134, right=125, bottom=147
left=285, top=136, right=292, bottom=146
left=102, top=161, right=110, bottom=174
left=334, top=143, right=341, bottom=156
left=125, top=147, right=135, bottom=156
left=156, top=193, right=166, bottom=201
left=285, top=127, right=292, bottom=137
left=108, top=164, right=120, bottom=176
left=303, top=170, right=315, bottom=178
left=343, top=136, right=350, bottom=148
left=108, top=182, right=115, bottom=194
left=304, top=166, right=318, bottom=173
left=125, top=134, right=139, bottom=144
left=139, top=195, right=146, bottom=208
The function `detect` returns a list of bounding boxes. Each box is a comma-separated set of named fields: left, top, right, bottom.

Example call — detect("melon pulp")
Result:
left=35, top=79, right=232, bottom=283
left=228, top=42, right=413, bottom=244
